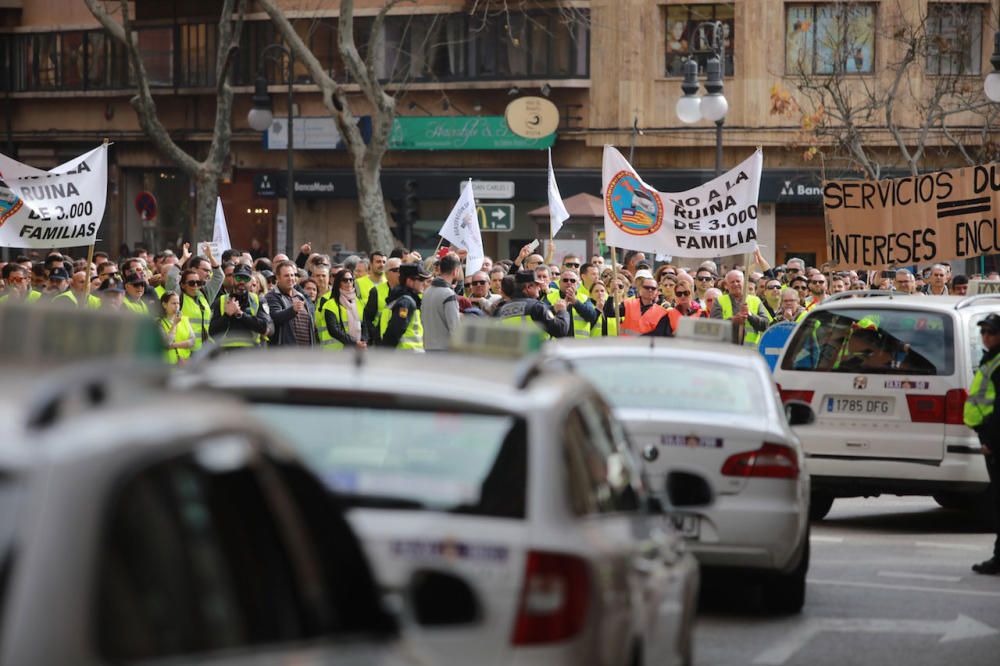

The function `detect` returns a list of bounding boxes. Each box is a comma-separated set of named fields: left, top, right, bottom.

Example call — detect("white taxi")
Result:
left=547, top=337, right=812, bottom=614
left=181, top=347, right=709, bottom=666
left=773, top=293, right=993, bottom=519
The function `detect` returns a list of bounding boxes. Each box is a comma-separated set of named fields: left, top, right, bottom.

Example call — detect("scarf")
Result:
left=340, top=290, right=362, bottom=341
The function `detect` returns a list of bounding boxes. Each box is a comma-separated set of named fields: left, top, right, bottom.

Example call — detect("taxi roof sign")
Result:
left=674, top=317, right=733, bottom=343
left=450, top=318, right=544, bottom=357
left=0, top=303, right=164, bottom=365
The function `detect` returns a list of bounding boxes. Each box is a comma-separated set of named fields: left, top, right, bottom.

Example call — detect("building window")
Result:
left=179, top=22, right=217, bottom=88
left=135, top=27, right=174, bottom=87
left=785, top=3, right=876, bottom=75
left=665, top=4, right=735, bottom=77
left=926, top=3, right=982, bottom=76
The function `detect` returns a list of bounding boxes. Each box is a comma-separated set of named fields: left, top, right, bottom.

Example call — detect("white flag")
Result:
left=0, top=144, right=108, bottom=249
left=213, top=197, right=232, bottom=253
left=438, top=180, right=484, bottom=275
left=548, top=148, right=570, bottom=238
left=602, top=145, right=762, bottom=257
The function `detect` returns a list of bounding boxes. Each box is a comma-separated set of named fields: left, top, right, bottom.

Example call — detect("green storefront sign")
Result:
left=389, top=116, right=555, bottom=151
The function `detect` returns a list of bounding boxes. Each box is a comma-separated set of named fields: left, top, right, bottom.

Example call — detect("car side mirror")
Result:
left=410, top=569, right=480, bottom=626
left=666, top=470, right=713, bottom=508
left=784, top=400, right=816, bottom=427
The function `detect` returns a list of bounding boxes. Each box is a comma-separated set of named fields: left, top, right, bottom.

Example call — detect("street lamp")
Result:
left=675, top=21, right=728, bottom=176
left=248, top=44, right=295, bottom=255
left=985, top=30, right=1000, bottom=102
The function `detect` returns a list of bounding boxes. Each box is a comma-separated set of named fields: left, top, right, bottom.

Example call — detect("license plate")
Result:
left=660, top=434, right=723, bottom=449
left=669, top=514, right=700, bottom=538
left=824, top=395, right=893, bottom=415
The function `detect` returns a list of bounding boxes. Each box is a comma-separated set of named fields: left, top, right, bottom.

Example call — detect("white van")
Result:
left=772, top=293, right=994, bottom=519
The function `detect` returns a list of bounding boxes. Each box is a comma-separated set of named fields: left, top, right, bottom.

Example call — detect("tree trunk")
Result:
left=357, top=161, right=395, bottom=252
left=194, top=172, right=219, bottom=243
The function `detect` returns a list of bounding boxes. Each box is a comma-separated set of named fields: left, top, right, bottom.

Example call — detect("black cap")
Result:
left=399, top=263, right=431, bottom=281
left=124, top=270, right=145, bottom=285
left=48, top=267, right=70, bottom=281
left=515, top=269, right=539, bottom=286
left=978, top=314, right=1000, bottom=334
left=260, top=269, right=275, bottom=282
left=233, top=263, right=253, bottom=278
left=98, top=278, right=125, bottom=293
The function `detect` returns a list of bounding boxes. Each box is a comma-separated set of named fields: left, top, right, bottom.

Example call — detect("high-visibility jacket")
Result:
left=318, top=298, right=362, bottom=350
left=379, top=298, right=423, bottom=350
left=356, top=274, right=385, bottom=312
left=964, top=352, right=1000, bottom=428
left=122, top=297, right=149, bottom=316
left=160, top=316, right=194, bottom=364
left=718, top=294, right=769, bottom=347
left=591, top=311, right=620, bottom=337
left=547, top=290, right=592, bottom=338
left=621, top=298, right=668, bottom=336
left=154, top=285, right=166, bottom=300
left=0, top=290, right=41, bottom=305
left=217, top=293, right=262, bottom=348
left=52, top=290, right=101, bottom=309
left=180, top=290, right=212, bottom=351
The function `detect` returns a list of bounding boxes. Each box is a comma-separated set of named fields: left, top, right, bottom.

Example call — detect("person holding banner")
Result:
left=711, top=270, right=770, bottom=346
left=51, top=270, right=101, bottom=310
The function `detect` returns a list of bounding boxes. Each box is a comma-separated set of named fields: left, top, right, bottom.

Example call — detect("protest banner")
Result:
left=0, top=145, right=109, bottom=249
left=439, top=180, right=485, bottom=275
left=824, top=164, right=1000, bottom=269
left=602, top=146, right=763, bottom=257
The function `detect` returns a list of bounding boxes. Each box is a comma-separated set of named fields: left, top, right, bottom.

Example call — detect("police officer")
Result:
left=209, top=263, right=270, bottom=350
left=379, top=263, right=430, bottom=350
left=494, top=270, right=570, bottom=338
left=964, top=313, right=1000, bottom=575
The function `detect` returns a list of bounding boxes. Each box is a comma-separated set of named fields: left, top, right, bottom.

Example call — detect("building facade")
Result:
left=1, top=0, right=994, bottom=268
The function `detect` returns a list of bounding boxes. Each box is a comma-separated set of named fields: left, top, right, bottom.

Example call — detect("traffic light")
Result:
left=403, top=179, right=419, bottom=225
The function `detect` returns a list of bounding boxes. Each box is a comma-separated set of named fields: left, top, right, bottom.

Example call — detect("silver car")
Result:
left=548, top=338, right=812, bottom=613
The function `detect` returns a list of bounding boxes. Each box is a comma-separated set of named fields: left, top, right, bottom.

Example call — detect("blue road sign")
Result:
left=758, top=321, right=797, bottom=372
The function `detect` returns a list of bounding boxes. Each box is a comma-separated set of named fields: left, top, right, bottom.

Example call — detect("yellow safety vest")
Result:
left=356, top=274, right=385, bottom=313
left=52, top=290, right=101, bottom=309
left=122, top=297, right=149, bottom=316
left=318, top=298, right=362, bottom=350
left=160, top=316, right=194, bottom=364
left=719, top=294, right=769, bottom=347
left=590, top=312, right=620, bottom=337
left=180, top=290, right=212, bottom=351
left=547, top=290, right=591, bottom=338
left=217, top=293, right=262, bottom=348
left=379, top=299, right=423, bottom=351
left=964, top=353, right=1000, bottom=428
left=0, top=290, right=41, bottom=305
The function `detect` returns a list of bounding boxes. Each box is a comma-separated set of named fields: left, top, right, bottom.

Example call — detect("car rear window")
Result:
left=781, top=308, right=954, bottom=375
left=573, top=357, right=765, bottom=414
left=251, top=404, right=527, bottom=519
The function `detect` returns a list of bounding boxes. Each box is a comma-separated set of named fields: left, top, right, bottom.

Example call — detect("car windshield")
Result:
left=251, top=403, right=527, bottom=519
left=573, top=357, right=764, bottom=414
left=782, top=308, right=954, bottom=375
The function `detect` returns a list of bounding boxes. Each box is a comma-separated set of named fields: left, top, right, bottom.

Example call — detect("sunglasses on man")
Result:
left=234, top=275, right=252, bottom=284
left=184, top=280, right=206, bottom=287
left=470, top=280, right=488, bottom=286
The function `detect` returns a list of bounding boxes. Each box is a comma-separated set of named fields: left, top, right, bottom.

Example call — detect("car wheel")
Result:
left=809, top=492, right=834, bottom=521
left=762, top=531, right=809, bottom=615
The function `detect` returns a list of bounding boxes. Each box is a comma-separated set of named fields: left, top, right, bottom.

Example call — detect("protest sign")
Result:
left=824, top=164, right=1000, bottom=269
left=0, top=145, right=108, bottom=249
left=602, top=146, right=762, bottom=257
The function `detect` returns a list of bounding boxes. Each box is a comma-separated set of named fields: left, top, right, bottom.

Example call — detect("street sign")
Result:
left=758, top=321, right=797, bottom=372
left=477, top=204, right=514, bottom=231
left=461, top=180, right=515, bottom=200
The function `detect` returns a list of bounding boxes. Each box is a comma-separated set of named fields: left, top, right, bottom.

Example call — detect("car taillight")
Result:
left=721, top=443, right=800, bottom=479
left=906, top=389, right=967, bottom=425
left=511, top=551, right=589, bottom=645
left=777, top=384, right=814, bottom=405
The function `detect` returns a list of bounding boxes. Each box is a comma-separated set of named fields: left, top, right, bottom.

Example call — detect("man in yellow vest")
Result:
left=0, top=264, right=41, bottom=305
left=52, top=269, right=102, bottom=309
left=964, top=314, right=1000, bottom=575
left=710, top=269, right=770, bottom=346
left=356, top=251, right=387, bottom=314
left=364, top=256, right=401, bottom=343
left=379, top=263, right=430, bottom=351
left=209, top=263, right=270, bottom=350
left=546, top=269, right=598, bottom=338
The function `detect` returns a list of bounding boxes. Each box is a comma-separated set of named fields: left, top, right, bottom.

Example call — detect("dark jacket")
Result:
left=324, top=295, right=366, bottom=347
left=379, top=285, right=422, bottom=348
left=974, top=347, right=1000, bottom=448
left=495, top=296, right=571, bottom=338
left=265, top=287, right=317, bottom=346
left=209, top=291, right=270, bottom=343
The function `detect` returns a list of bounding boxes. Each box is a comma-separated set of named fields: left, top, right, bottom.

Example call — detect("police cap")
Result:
left=98, top=278, right=125, bottom=293
left=399, top=263, right=431, bottom=282
left=48, top=267, right=70, bottom=281
left=978, top=314, right=1000, bottom=334
left=515, top=269, right=539, bottom=285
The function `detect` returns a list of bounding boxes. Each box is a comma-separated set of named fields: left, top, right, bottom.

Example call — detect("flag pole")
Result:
left=84, top=138, right=109, bottom=305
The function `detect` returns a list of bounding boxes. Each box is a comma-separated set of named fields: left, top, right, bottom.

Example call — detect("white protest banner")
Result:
left=438, top=180, right=484, bottom=274
left=0, top=144, right=108, bottom=249
left=548, top=148, right=569, bottom=238
left=663, top=149, right=762, bottom=257
left=213, top=197, right=232, bottom=253
left=602, top=145, right=762, bottom=257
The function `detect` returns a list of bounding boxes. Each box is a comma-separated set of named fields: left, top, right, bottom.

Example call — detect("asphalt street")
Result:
left=695, top=496, right=1000, bottom=666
